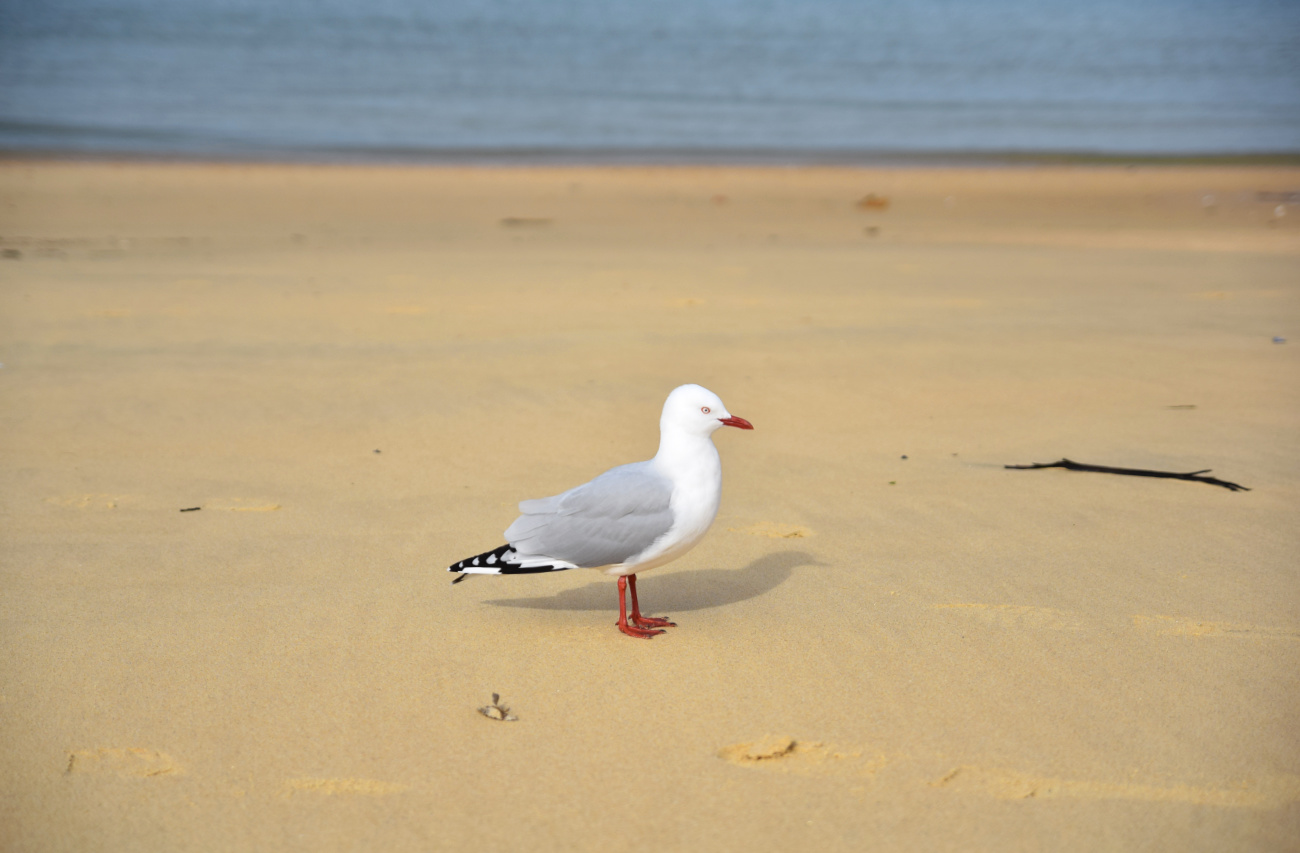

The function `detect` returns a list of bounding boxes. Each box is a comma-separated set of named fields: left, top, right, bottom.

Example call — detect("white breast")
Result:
left=604, top=440, right=722, bottom=576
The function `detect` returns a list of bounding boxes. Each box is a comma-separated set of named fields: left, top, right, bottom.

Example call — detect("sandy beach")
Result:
left=1, top=160, right=1298, bottom=851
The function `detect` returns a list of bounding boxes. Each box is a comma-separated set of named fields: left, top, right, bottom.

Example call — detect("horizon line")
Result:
left=3, top=144, right=1299, bottom=168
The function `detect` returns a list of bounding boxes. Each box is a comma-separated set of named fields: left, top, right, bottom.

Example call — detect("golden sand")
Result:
left=1, top=161, right=1297, bottom=851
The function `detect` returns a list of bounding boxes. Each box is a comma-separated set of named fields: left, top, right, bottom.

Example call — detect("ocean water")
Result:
left=1, top=0, right=1297, bottom=161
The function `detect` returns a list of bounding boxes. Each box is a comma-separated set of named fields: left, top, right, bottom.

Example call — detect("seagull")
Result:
left=449, top=384, right=753, bottom=638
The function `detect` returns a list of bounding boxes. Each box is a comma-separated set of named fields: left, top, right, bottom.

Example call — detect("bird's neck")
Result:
left=654, top=430, right=721, bottom=479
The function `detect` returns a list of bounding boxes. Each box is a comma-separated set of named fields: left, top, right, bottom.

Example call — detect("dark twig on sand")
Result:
left=1005, top=458, right=1250, bottom=492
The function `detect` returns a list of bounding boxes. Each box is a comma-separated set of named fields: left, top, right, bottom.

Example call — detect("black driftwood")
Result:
left=1005, top=458, right=1250, bottom=492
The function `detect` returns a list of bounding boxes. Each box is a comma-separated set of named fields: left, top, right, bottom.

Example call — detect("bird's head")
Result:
left=661, top=384, right=754, bottom=436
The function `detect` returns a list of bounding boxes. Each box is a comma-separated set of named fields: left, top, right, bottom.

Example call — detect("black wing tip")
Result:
left=447, top=544, right=514, bottom=576
left=447, top=543, right=575, bottom=581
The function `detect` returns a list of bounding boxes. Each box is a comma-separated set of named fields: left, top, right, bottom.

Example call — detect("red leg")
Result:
left=628, top=573, right=676, bottom=629
left=616, top=576, right=665, bottom=638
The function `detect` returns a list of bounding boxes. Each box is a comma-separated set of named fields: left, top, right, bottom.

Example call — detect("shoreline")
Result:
left=3, top=146, right=1299, bottom=169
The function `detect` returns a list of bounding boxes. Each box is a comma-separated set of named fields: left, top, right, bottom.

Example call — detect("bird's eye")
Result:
left=701, top=406, right=711, bottom=414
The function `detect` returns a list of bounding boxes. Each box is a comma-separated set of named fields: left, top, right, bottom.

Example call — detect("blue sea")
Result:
left=1, top=0, right=1297, bottom=162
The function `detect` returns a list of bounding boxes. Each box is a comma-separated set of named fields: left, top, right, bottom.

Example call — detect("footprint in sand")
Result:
left=731, top=522, right=814, bottom=540
left=207, top=499, right=282, bottom=512
left=933, top=603, right=1086, bottom=632
left=66, top=748, right=181, bottom=778
left=718, top=735, right=812, bottom=766
left=930, top=765, right=1300, bottom=810
left=1132, top=614, right=1300, bottom=641
left=46, top=494, right=126, bottom=510
left=935, top=604, right=1300, bottom=641
left=717, top=736, right=885, bottom=776
left=281, top=778, right=409, bottom=797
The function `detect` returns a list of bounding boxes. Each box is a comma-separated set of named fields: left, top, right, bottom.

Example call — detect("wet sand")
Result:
left=1, top=161, right=1298, bottom=851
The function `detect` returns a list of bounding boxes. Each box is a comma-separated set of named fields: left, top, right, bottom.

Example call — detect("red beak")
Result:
left=718, top=415, right=754, bottom=430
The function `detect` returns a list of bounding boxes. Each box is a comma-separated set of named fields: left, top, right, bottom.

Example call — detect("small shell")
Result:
left=478, top=694, right=519, bottom=722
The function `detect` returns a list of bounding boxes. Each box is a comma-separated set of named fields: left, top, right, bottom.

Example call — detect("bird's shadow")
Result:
left=482, top=550, right=818, bottom=613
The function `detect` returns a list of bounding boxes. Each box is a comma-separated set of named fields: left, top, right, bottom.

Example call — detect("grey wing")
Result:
left=504, top=461, right=674, bottom=568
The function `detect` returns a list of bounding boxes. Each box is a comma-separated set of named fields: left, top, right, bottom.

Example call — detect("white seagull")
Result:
left=449, top=384, right=753, bottom=638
